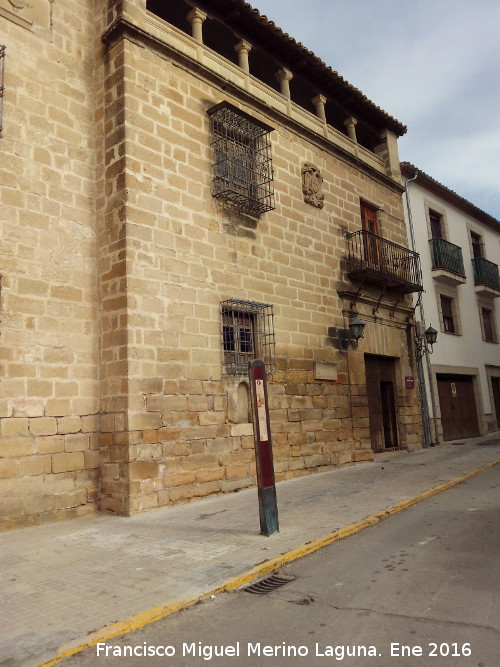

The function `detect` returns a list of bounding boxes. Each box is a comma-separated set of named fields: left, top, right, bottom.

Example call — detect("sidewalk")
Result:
left=1, top=434, right=499, bottom=667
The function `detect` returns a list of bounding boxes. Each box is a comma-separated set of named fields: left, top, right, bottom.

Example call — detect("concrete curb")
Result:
left=38, top=459, right=499, bottom=667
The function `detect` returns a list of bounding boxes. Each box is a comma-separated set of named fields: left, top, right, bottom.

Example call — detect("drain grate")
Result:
left=244, top=574, right=296, bottom=595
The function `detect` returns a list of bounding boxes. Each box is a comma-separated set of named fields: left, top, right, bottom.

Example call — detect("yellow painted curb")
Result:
left=38, top=459, right=499, bottom=667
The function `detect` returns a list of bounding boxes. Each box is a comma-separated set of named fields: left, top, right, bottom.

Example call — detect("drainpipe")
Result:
left=404, top=170, right=438, bottom=446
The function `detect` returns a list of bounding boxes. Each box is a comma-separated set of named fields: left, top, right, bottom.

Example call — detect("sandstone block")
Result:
left=0, top=459, right=18, bottom=479
left=1, top=418, right=30, bottom=437
left=187, top=395, right=209, bottom=411
left=225, top=463, right=249, bottom=480
left=12, top=399, right=45, bottom=418
left=64, top=434, right=90, bottom=452
left=84, top=450, right=100, bottom=469
left=147, top=395, right=188, bottom=412
left=163, top=471, right=196, bottom=488
left=129, top=493, right=159, bottom=513
left=30, top=418, right=58, bottom=436
left=220, top=477, right=254, bottom=493
left=195, top=467, right=225, bottom=483
left=45, top=400, right=71, bottom=417
left=180, top=454, right=219, bottom=471
left=290, top=396, right=313, bottom=409
left=52, top=452, right=85, bottom=473
left=128, top=413, right=162, bottom=431
left=352, top=450, right=374, bottom=462
left=57, top=416, right=82, bottom=435
left=0, top=437, right=36, bottom=457
left=18, top=455, right=52, bottom=476
left=230, top=423, right=254, bottom=437
left=304, top=454, right=330, bottom=468
left=199, top=411, right=225, bottom=426
left=129, top=462, right=160, bottom=480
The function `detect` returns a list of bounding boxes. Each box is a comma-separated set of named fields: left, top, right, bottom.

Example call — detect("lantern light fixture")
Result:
left=348, top=315, right=366, bottom=349
left=416, top=323, right=438, bottom=358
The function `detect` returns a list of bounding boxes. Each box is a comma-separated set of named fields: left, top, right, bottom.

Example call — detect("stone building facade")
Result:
left=0, top=0, right=423, bottom=530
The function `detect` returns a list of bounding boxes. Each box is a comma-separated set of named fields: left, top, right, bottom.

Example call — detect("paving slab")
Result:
left=1, top=435, right=499, bottom=667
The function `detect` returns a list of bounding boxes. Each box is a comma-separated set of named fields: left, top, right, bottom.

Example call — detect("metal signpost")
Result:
left=249, top=359, right=279, bottom=536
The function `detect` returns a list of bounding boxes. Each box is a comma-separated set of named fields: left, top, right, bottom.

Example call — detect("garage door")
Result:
left=437, top=374, right=479, bottom=441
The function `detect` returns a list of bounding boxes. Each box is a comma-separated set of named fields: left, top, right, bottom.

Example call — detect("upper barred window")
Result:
left=221, top=299, right=276, bottom=376
left=207, top=102, right=275, bottom=216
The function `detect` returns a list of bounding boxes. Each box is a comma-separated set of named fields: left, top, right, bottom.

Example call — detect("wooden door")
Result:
left=360, top=202, right=379, bottom=267
left=437, top=375, right=480, bottom=440
left=365, top=355, right=399, bottom=453
left=491, top=377, right=500, bottom=428
left=380, top=381, right=398, bottom=448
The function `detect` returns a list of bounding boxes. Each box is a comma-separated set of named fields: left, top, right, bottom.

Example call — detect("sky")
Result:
left=251, top=0, right=500, bottom=219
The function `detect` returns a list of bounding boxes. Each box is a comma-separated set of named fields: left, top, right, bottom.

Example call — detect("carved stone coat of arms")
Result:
left=301, top=163, right=324, bottom=209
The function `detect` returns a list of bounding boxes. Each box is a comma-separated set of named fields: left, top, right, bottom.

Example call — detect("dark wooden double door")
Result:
left=437, top=374, right=479, bottom=441
left=365, top=355, right=399, bottom=453
left=492, top=377, right=500, bottom=429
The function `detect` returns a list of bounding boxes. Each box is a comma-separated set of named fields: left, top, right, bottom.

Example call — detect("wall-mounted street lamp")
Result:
left=328, top=315, right=366, bottom=351
left=415, top=323, right=437, bottom=359
left=348, top=315, right=366, bottom=347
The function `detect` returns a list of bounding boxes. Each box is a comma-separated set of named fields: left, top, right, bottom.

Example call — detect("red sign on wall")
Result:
left=405, top=376, right=414, bottom=389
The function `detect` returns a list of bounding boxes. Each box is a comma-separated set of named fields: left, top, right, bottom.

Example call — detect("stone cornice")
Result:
left=102, top=17, right=405, bottom=196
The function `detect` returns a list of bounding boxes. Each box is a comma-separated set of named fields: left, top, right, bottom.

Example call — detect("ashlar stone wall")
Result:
left=0, top=0, right=100, bottom=529
left=0, top=0, right=422, bottom=528
left=97, top=14, right=422, bottom=515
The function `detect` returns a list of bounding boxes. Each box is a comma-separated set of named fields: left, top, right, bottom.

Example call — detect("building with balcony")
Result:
left=402, top=163, right=500, bottom=443
left=0, top=0, right=423, bottom=529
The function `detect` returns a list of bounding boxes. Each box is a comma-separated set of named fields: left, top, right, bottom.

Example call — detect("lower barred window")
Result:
left=221, top=299, right=276, bottom=376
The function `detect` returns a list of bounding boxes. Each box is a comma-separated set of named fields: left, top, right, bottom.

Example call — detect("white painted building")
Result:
left=402, top=163, right=500, bottom=442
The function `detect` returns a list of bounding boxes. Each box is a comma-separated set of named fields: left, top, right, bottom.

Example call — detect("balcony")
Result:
left=429, top=237, right=466, bottom=286
left=345, top=230, right=423, bottom=294
left=472, top=257, right=500, bottom=298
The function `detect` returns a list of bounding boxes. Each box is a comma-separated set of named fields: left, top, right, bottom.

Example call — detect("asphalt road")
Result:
left=60, top=465, right=500, bottom=667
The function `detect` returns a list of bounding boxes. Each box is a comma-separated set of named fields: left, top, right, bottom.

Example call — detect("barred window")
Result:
left=207, top=102, right=275, bottom=216
left=221, top=299, right=276, bottom=376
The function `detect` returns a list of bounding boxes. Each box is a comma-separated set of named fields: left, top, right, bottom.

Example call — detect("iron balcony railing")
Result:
left=472, top=257, right=500, bottom=290
left=429, top=237, right=465, bottom=276
left=346, top=230, right=422, bottom=293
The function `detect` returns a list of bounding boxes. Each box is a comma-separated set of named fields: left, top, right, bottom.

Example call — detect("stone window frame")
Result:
left=465, top=222, right=487, bottom=261
left=424, top=199, right=449, bottom=242
left=436, top=285, right=462, bottom=336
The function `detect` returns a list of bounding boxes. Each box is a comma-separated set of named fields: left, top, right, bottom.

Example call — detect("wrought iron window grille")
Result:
left=221, top=299, right=276, bottom=376
left=207, top=102, right=275, bottom=216
left=0, top=46, right=5, bottom=138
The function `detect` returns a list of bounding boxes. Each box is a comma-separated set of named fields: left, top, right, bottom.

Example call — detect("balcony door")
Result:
left=429, top=209, right=443, bottom=239
left=470, top=232, right=483, bottom=259
left=361, top=202, right=379, bottom=267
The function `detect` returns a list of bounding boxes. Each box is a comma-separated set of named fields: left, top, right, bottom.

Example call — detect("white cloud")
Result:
left=252, top=0, right=500, bottom=217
